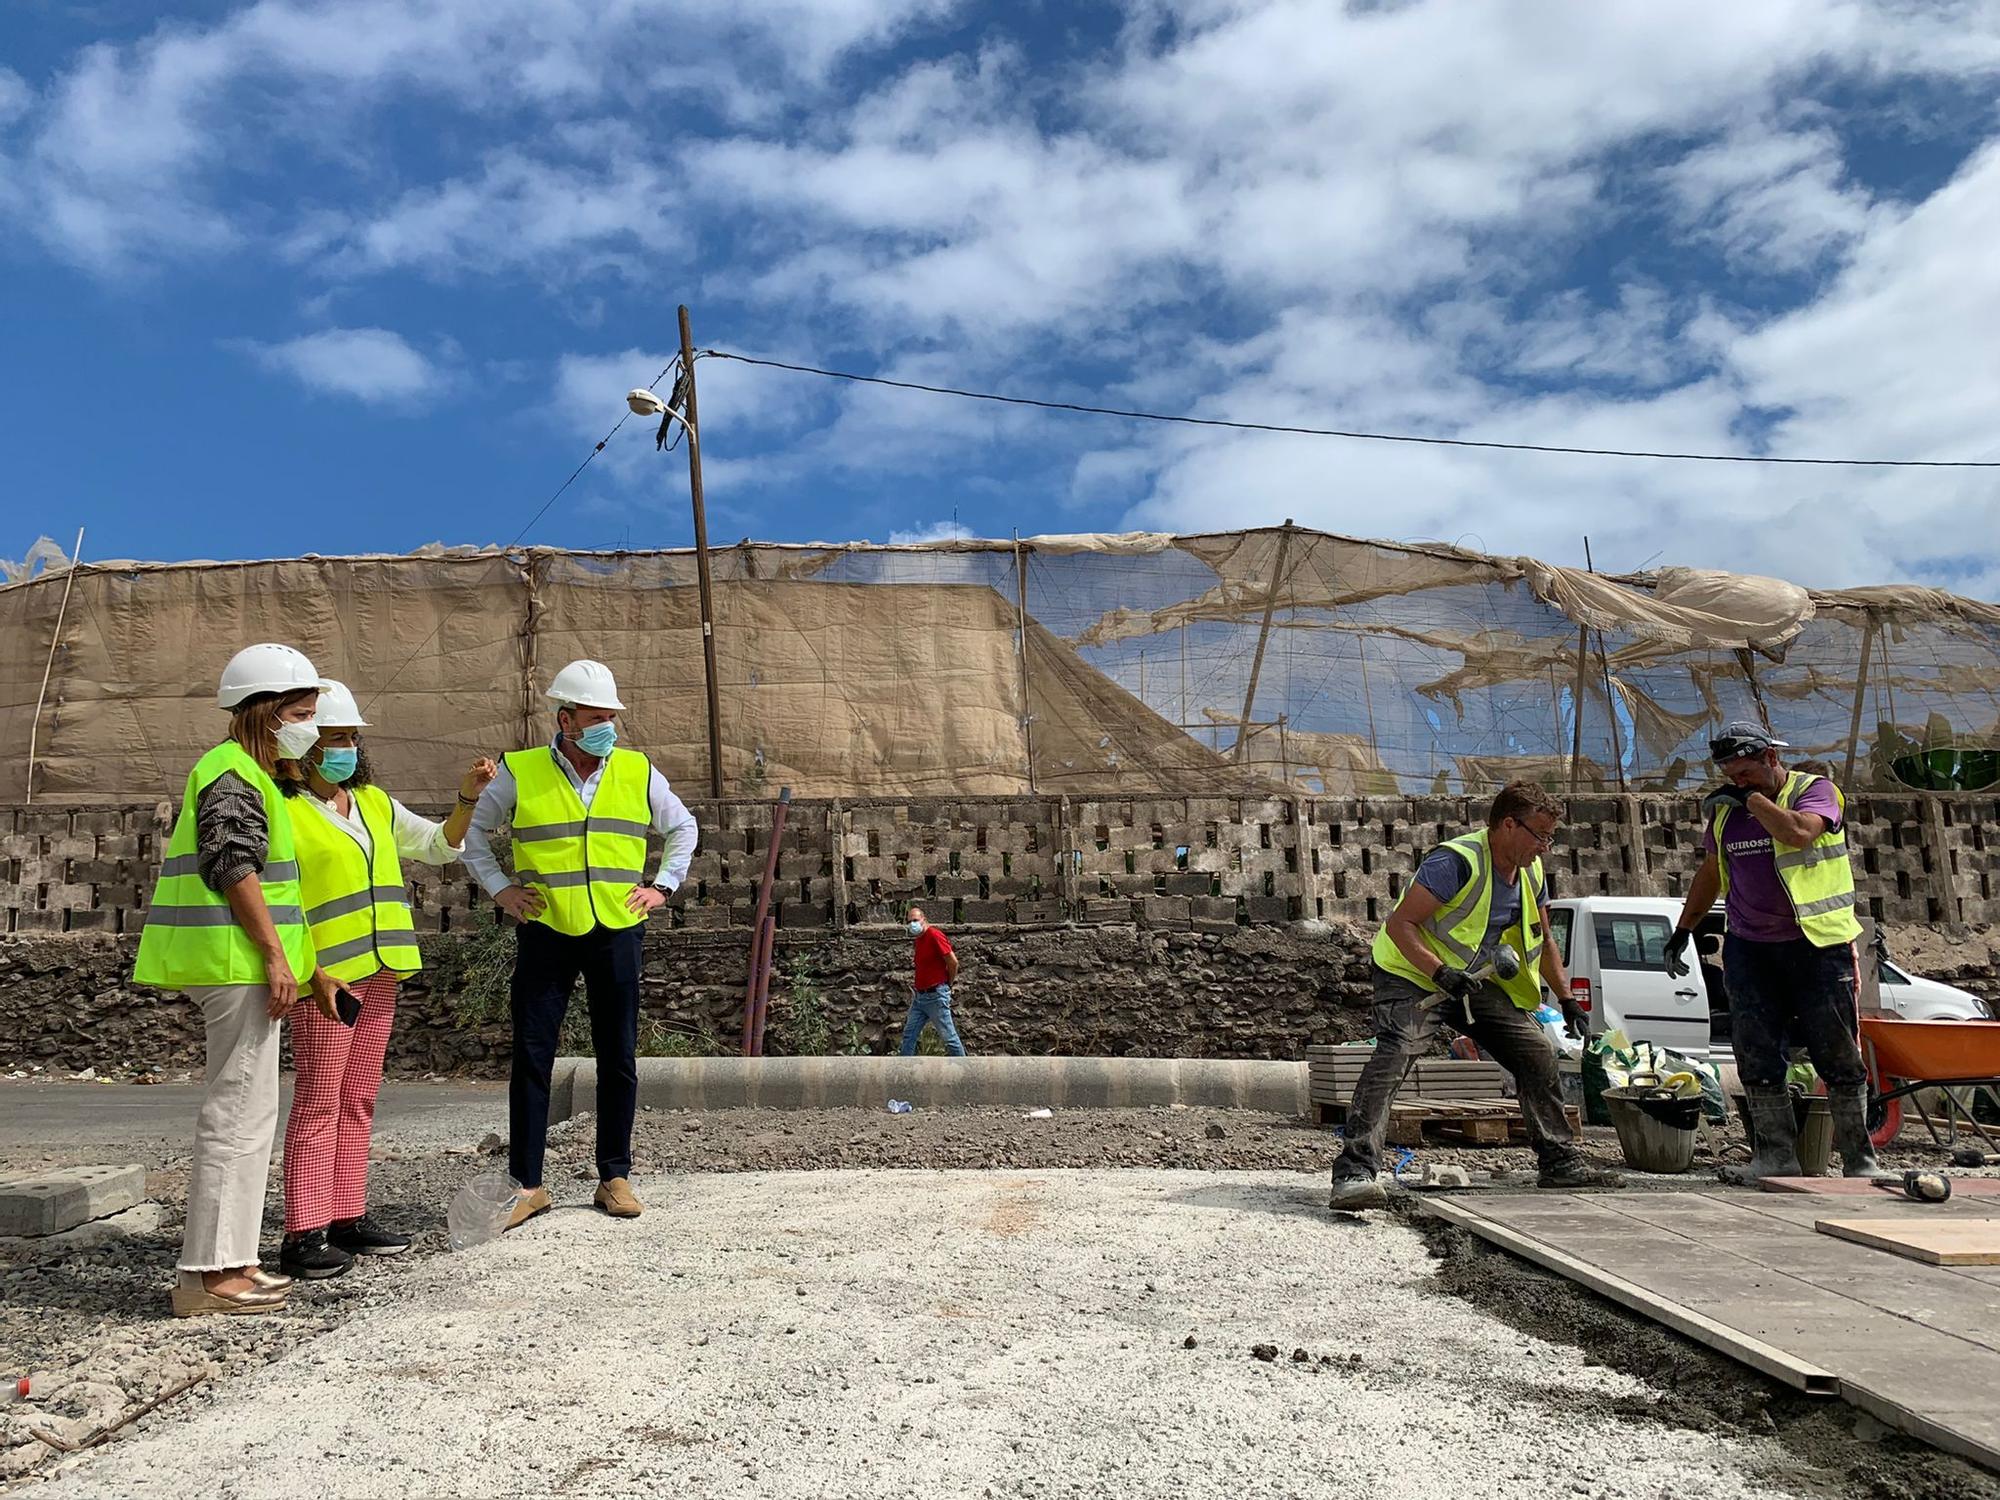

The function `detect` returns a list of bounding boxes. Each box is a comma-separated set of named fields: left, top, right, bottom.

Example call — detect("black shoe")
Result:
left=328, top=1214, right=411, bottom=1257
left=1538, top=1156, right=1624, bottom=1190
left=280, top=1229, right=354, bottom=1280
left=1328, top=1174, right=1389, bottom=1210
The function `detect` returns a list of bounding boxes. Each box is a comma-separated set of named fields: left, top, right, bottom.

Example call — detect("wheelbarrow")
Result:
left=1860, top=1015, right=2000, bottom=1150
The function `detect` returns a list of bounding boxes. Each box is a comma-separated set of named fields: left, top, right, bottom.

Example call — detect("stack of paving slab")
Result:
left=0, top=1165, right=148, bottom=1237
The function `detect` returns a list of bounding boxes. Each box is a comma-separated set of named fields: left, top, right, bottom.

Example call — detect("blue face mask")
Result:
left=575, top=720, right=619, bottom=757
left=908, top=920, right=924, bottom=936
left=317, top=747, right=359, bottom=784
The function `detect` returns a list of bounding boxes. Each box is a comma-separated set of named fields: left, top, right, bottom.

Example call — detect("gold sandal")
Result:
left=171, top=1271, right=287, bottom=1318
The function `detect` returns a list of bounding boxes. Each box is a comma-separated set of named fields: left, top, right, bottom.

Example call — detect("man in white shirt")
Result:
left=462, top=661, right=698, bottom=1227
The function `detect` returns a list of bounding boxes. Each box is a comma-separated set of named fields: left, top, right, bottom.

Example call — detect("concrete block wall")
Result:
left=2, top=790, right=1994, bottom=937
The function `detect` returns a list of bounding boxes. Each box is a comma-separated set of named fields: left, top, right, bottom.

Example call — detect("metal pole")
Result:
left=24, top=527, right=84, bottom=805
left=1013, top=531, right=1036, bottom=794
left=1584, top=537, right=1628, bottom=794
left=1233, top=519, right=1294, bottom=762
left=678, top=305, right=725, bottom=799
left=1843, top=611, right=1876, bottom=789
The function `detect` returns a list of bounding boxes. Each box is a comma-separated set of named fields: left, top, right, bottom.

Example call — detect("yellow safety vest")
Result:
left=1712, top=770, right=1861, bottom=948
left=289, top=784, right=424, bottom=983
left=134, top=741, right=315, bottom=990
left=505, top=746, right=653, bottom=936
left=1371, top=827, right=1546, bottom=1011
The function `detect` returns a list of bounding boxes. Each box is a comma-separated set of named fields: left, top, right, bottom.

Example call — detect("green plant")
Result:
left=638, top=1018, right=723, bottom=1057
left=771, top=954, right=832, bottom=1055
left=432, top=905, right=517, bottom=1027
left=838, top=1020, right=867, bottom=1056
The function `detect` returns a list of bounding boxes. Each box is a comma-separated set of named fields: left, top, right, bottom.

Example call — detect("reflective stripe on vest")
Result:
left=289, top=783, right=423, bottom=983
left=505, top=746, right=653, bottom=936
left=133, top=741, right=316, bottom=990
left=1370, top=827, right=1546, bottom=1011
left=1712, top=771, right=1861, bottom=948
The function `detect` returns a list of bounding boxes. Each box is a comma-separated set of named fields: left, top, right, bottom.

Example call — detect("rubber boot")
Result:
left=1829, top=1086, right=1883, bottom=1179
left=1719, top=1088, right=1803, bottom=1185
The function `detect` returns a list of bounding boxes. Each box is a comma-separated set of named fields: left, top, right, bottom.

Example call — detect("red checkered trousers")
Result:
left=283, top=971, right=400, bottom=1233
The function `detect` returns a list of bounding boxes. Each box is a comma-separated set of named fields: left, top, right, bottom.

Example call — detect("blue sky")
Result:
left=4, top=0, right=1999, bottom=591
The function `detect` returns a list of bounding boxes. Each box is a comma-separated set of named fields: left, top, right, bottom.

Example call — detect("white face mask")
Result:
left=908, top=920, right=924, bottom=936
left=274, top=718, right=321, bottom=760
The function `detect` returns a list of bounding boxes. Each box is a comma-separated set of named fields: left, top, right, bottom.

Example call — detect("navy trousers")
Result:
left=508, top=920, right=644, bottom=1190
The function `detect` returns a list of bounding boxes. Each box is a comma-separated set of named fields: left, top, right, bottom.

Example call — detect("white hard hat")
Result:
left=545, top=659, right=625, bottom=710
left=218, top=644, right=330, bottom=709
left=314, top=680, right=369, bottom=728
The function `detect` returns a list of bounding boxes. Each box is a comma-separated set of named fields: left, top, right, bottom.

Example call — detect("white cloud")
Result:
left=887, top=519, right=974, bottom=544
left=241, top=327, right=443, bottom=404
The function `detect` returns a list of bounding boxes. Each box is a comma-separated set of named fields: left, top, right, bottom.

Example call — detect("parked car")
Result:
left=1544, top=896, right=1994, bottom=1059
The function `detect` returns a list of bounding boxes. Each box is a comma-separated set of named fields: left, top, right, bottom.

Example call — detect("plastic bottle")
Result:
left=446, top=1170, right=522, bottom=1251
left=2, top=1377, right=33, bottom=1405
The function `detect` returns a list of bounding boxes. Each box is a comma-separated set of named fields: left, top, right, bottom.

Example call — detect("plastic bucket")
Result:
left=1604, top=1087, right=1698, bottom=1174
left=1733, top=1092, right=1834, bottom=1177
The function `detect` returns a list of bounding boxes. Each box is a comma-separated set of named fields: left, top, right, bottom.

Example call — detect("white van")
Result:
left=1546, top=897, right=1712, bottom=1057
left=1545, top=896, right=1992, bottom=1057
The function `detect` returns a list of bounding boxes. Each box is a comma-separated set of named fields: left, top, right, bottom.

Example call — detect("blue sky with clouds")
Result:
left=4, top=1, right=1999, bottom=590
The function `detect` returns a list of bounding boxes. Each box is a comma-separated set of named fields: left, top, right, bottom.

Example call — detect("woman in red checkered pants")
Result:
left=277, top=681, right=496, bottom=1279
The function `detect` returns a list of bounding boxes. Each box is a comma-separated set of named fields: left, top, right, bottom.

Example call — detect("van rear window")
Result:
left=1595, top=914, right=1672, bottom=971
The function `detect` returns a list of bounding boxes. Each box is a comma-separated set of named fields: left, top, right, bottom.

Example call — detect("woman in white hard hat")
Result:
left=275, top=682, right=497, bottom=1280
left=462, top=659, right=699, bottom=1229
left=133, top=643, right=326, bottom=1318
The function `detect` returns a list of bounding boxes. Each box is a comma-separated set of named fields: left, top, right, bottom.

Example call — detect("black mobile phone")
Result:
left=334, top=986, right=362, bottom=1027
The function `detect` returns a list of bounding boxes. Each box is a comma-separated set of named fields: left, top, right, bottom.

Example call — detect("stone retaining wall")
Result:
left=2, top=792, right=1994, bottom=1077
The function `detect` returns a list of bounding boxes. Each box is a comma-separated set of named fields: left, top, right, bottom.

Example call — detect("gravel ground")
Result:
left=21, top=1168, right=1995, bottom=1500
left=3, top=1085, right=1995, bottom=1496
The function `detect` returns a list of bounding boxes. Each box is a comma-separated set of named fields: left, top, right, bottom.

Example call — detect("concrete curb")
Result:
left=548, top=1056, right=1309, bottom=1121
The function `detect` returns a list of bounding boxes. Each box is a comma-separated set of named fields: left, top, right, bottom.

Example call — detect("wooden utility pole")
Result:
left=1014, top=530, right=1036, bottom=793
left=1233, top=519, right=1294, bottom=762
left=677, top=305, right=725, bottom=799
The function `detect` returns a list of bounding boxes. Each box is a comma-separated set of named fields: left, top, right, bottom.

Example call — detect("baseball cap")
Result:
left=1709, top=720, right=1788, bottom=762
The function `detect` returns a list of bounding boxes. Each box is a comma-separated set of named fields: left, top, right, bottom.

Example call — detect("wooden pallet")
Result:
left=1315, top=1095, right=1583, bottom=1146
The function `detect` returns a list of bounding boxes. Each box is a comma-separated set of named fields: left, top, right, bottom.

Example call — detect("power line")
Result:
left=699, top=349, right=2000, bottom=469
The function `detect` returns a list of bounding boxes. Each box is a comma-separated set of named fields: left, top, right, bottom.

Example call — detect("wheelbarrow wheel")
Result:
left=1868, top=1089, right=1902, bottom=1149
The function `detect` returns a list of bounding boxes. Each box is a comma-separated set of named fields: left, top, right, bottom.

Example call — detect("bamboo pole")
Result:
left=1584, top=537, right=1628, bottom=793
left=1843, top=611, right=1876, bottom=789
left=24, top=527, right=84, bottom=805
left=1014, top=530, right=1036, bottom=793
left=1232, top=519, right=1294, bottom=762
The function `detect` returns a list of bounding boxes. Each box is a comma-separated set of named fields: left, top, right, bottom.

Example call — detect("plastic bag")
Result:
left=1659, top=1048, right=1729, bottom=1123
left=447, top=1169, right=520, bottom=1252
left=1534, top=1003, right=1582, bottom=1059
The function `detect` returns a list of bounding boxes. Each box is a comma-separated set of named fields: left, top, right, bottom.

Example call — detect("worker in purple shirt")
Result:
left=1664, top=722, right=1876, bottom=1183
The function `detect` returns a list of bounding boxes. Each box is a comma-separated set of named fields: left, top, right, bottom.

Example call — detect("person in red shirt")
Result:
left=900, top=905, right=967, bottom=1056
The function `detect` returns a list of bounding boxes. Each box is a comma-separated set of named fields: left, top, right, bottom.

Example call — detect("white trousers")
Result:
left=178, top=983, right=281, bottom=1272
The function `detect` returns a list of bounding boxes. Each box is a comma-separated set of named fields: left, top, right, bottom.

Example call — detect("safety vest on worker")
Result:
left=134, top=741, right=315, bottom=989
left=289, top=784, right=423, bottom=983
left=504, top=746, right=653, bottom=936
left=1370, top=827, right=1546, bottom=1011
left=1712, top=770, right=1861, bottom=948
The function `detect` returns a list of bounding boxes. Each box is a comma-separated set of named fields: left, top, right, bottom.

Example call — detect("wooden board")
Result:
left=1763, top=1175, right=2000, bottom=1197
left=1816, top=1217, right=2000, bottom=1265
left=1314, top=1095, right=1580, bottom=1146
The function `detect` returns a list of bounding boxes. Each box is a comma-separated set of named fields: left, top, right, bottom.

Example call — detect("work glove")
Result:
left=1662, top=926, right=1693, bottom=979
left=1431, top=966, right=1475, bottom=999
left=1700, top=783, right=1752, bottom=819
left=1559, top=994, right=1591, bottom=1040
